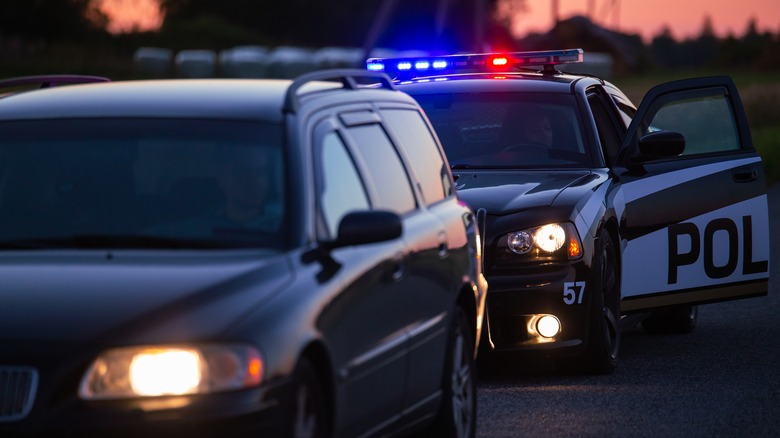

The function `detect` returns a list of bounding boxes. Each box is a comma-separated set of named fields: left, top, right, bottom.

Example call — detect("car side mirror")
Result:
left=636, top=130, right=685, bottom=160
left=332, top=210, right=402, bottom=248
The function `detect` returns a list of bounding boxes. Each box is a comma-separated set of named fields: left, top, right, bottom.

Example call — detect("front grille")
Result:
left=0, top=366, right=38, bottom=422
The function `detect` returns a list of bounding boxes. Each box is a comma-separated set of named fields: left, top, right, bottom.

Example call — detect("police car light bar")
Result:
left=366, top=49, right=583, bottom=80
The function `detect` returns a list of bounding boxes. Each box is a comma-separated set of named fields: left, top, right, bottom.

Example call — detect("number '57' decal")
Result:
left=563, top=281, right=586, bottom=305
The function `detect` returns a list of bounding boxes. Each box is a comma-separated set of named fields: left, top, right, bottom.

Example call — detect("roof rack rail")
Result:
left=0, top=74, right=110, bottom=91
left=283, top=69, right=395, bottom=114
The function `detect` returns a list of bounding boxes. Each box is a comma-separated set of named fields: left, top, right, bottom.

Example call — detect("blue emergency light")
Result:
left=366, top=48, right=584, bottom=80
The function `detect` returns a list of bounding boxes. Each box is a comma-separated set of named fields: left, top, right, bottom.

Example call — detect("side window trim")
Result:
left=341, top=121, right=418, bottom=215
left=586, top=87, right=624, bottom=167
left=312, top=119, right=371, bottom=240
left=609, top=94, right=636, bottom=131
left=381, top=107, right=454, bottom=207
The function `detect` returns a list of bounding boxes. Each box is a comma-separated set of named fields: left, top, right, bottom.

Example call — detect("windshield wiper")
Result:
left=450, top=163, right=474, bottom=170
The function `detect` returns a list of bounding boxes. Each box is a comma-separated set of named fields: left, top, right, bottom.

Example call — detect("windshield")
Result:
left=414, top=92, right=593, bottom=169
left=0, top=119, right=286, bottom=250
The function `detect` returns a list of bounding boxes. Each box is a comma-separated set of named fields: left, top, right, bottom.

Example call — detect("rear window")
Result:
left=413, top=92, right=593, bottom=169
left=0, top=119, right=286, bottom=250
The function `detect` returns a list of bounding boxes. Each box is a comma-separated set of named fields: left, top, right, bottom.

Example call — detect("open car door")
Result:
left=613, top=76, right=769, bottom=312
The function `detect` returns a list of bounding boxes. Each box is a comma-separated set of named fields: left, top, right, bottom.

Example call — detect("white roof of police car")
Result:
left=0, top=78, right=412, bottom=121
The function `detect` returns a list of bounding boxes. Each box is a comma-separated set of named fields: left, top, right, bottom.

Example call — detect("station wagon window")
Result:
left=382, top=109, right=451, bottom=205
left=642, top=90, right=740, bottom=156
left=319, top=132, right=370, bottom=238
left=346, top=124, right=416, bottom=214
left=0, top=118, right=285, bottom=249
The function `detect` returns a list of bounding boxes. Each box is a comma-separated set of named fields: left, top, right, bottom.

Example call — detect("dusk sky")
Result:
left=515, top=0, right=780, bottom=41
left=100, top=0, right=780, bottom=42
left=99, top=0, right=162, bottom=34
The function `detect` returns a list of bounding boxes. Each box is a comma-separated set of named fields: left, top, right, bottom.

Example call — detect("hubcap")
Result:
left=451, top=327, right=474, bottom=438
left=294, top=383, right=317, bottom=438
left=601, top=238, right=620, bottom=358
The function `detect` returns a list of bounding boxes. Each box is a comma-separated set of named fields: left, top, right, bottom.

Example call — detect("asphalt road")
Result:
left=475, top=183, right=780, bottom=437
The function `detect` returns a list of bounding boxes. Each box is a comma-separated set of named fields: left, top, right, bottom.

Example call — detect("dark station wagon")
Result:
left=0, top=71, right=487, bottom=437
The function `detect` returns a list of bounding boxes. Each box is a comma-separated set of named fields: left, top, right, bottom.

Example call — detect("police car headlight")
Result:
left=78, top=344, right=263, bottom=400
left=507, top=230, right=534, bottom=254
left=533, top=224, right=566, bottom=253
left=501, top=223, right=582, bottom=262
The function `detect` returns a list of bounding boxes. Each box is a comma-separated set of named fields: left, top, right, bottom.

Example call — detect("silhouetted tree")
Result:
left=650, top=25, right=679, bottom=68
left=739, top=17, right=773, bottom=67
left=0, top=0, right=106, bottom=41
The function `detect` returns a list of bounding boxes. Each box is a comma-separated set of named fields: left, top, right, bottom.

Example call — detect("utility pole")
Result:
left=361, top=0, right=398, bottom=62
left=600, top=0, right=621, bottom=30
left=474, top=0, right=485, bottom=51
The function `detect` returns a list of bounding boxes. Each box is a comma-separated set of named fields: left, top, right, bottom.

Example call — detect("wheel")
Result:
left=641, top=305, right=698, bottom=334
left=432, top=307, right=477, bottom=438
left=580, top=228, right=621, bottom=374
left=291, top=357, right=328, bottom=438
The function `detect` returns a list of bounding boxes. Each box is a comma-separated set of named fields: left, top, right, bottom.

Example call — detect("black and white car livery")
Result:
left=367, top=49, right=770, bottom=373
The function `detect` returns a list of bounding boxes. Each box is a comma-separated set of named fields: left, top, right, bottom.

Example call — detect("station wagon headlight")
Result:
left=79, top=344, right=262, bottom=400
left=502, top=223, right=582, bottom=262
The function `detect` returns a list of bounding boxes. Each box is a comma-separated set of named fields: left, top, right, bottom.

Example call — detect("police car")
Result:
left=367, top=49, right=770, bottom=373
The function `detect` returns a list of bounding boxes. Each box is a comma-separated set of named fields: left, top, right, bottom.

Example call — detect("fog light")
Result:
left=536, top=315, right=561, bottom=338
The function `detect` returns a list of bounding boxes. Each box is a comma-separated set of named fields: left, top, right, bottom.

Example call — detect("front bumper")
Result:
left=482, top=260, right=593, bottom=356
left=0, top=377, right=294, bottom=437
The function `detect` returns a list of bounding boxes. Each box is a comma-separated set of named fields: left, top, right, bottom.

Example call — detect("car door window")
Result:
left=346, top=124, right=417, bottom=214
left=319, top=131, right=370, bottom=238
left=640, top=87, right=740, bottom=156
left=382, top=109, right=451, bottom=205
left=643, top=92, right=740, bottom=156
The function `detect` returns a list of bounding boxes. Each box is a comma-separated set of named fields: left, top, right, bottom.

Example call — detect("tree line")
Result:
left=0, top=0, right=777, bottom=74
left=0, top=0, right=509, bottom=51
left=649, top=18, right=780, bottom=71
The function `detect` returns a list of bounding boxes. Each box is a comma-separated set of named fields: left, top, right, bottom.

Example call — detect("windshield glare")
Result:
left=0, top=119, right=286, bottom=249
left=414, top=92, right=593, bottom=168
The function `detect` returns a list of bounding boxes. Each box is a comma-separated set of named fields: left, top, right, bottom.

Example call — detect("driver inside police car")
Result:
left=501, top=107, right=555, bottom=152
left=520, top=113, right=553, bottom=148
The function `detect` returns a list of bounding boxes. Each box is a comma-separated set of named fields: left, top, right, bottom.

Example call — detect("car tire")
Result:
left=431, top=307, right=477, bottom=438
left=641, top=305, right=698, bottom=334
left=581, top=228, right=621, bottom=374
left=291, top=357, right=328, bottom=438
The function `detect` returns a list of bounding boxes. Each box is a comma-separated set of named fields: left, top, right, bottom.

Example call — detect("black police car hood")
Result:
left=0, top=251, right=293, bottom=344
left=453, top=170, right=591, bottom=214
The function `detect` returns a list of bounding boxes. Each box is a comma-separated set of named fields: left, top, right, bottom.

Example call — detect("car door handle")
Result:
left=438, top=242, right=448, bottom=258
left=390, top=252, right=406, bottom=282
left=391, top=262, right=405, bottom=282
left=438, top=231, right=448, bottom=258
left=732, top=167, right=758, bottom=183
